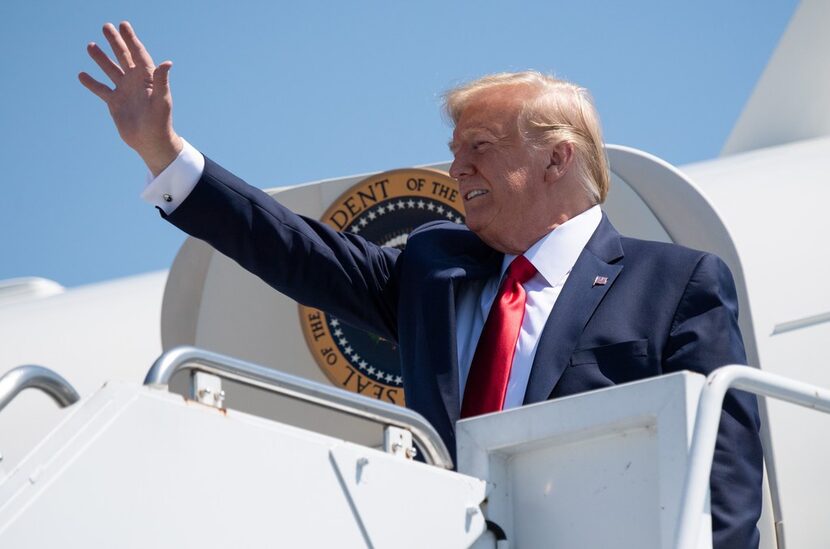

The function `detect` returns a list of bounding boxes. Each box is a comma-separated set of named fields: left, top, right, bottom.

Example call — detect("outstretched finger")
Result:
left=78, top=72, right=113, bottom=102
left=102, top=22, right=133, bottom=69
left=119, top=21, right=154, bottom=69
left=87, top=42, right=124, bottom=84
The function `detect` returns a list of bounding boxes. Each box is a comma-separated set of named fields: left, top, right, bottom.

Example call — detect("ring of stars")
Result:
left=327, top=317, right=404, bottom=385
left=348, top=198, right=464, bottom=235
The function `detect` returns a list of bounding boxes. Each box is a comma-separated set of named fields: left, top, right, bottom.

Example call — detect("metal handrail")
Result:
left=0, top=365, right=80, bottom=413
left=675, top=365, right=830, bottom=549
left=143, top=346, right=454, bottom=469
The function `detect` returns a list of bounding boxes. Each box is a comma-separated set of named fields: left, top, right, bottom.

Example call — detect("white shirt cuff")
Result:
left=141, top=138, right=205, bottom=215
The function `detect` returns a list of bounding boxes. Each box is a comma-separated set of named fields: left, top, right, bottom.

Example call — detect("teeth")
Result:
left=465, top=190, right=488, bottom=200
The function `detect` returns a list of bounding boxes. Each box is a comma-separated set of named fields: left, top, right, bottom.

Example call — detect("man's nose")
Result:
left=449, top=153, right=474, bottom=180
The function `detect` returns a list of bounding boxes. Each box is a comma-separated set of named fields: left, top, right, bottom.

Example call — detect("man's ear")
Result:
left=545, top=141, right=575, bottom=182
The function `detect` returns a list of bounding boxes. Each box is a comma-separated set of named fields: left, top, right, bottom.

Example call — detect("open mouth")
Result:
left=464, top=189, right=489, bottom=201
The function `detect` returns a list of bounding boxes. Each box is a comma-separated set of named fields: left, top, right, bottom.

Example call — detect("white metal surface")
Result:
left=0, top=277, right=64, bottom=306
left=0, top=271, right=166, bottom=468
left=329, top=445, right=485, bottom=547
left=456, top=372, right=708, bottom=549
left=0, top=381, right=486, bottom=548
left=676, top=366, right=830, bottom=549
left=683, top=137, right=830, bottom=350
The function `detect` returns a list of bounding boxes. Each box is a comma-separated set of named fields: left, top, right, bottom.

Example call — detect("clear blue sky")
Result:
left=0, top=0, right=798, bottom=287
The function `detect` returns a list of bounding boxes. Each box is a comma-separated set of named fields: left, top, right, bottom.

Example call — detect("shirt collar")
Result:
left=501, top=205, right=602, bottom=286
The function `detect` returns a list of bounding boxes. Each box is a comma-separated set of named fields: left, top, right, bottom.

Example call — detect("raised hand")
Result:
left=79, top=22, right=182, bottom=176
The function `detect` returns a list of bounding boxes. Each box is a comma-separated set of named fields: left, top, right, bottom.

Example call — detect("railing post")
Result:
left=676, top=365, right=830, bottom=549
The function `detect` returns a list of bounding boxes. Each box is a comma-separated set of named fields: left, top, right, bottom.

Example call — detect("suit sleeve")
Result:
left=663, top=253, right=763, bottom=549
left=162, top=156, right=401, bottom=342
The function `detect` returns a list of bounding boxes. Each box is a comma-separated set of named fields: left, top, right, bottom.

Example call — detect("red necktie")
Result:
left=461, top=255, right=537, bottom=418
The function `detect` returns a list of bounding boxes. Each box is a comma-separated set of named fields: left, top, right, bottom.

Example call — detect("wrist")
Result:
left=142, top=133, right=183, bottom=177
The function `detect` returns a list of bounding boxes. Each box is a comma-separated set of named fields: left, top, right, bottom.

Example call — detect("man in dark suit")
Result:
left=80, top=21, right=762, bottom=548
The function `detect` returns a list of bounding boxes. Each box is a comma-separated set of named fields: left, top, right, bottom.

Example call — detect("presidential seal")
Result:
left=299, top=168, right=465, bottom=405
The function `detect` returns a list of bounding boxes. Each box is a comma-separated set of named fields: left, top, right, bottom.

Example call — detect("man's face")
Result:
left=449, top=86, right=552, bottom=254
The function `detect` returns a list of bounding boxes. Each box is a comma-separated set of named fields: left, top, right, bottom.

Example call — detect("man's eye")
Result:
left=473, top=141, right=490, bottom=151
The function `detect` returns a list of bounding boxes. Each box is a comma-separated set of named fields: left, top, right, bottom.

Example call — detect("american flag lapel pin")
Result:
left=593, top=275, right=608, bottom=287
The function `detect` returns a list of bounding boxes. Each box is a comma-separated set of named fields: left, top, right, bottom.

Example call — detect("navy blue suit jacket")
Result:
left=164, top=157, right=762, bottom=548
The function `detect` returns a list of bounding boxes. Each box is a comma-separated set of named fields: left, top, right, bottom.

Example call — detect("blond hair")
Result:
left=443, top=71, right=609, bottom=204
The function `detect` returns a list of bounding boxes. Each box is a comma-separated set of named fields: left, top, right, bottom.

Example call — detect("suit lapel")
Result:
left=523, top=214, right=624, bottom=404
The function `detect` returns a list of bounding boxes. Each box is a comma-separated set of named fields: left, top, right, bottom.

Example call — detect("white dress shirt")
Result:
left=142, top=144, right=602, bottom=410
left=455, top=205, right=601, bottom=409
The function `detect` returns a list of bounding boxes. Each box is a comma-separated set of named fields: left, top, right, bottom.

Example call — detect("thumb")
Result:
left=154, top=61, right=173, bottom=95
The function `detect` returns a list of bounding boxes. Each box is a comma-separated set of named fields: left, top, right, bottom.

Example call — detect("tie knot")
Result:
left=507, top=255, right=537, bottom=284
